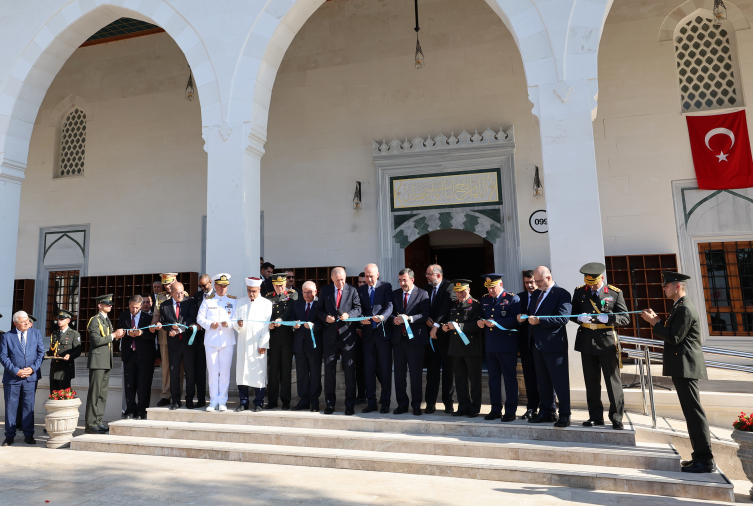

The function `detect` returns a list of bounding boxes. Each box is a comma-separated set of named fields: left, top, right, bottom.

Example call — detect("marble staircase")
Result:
left=70, top=408, right=736, bottom=503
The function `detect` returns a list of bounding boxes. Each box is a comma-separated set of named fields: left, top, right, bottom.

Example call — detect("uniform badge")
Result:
left=500, top=311, right=506, bottom=316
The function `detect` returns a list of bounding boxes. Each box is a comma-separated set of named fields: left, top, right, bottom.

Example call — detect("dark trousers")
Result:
left=123, top=352, right=154, bottom=416
left=4, top=381, right=35, bottom=438
left=167, top=338, right=195, bottom=403
left=581, top=352, right=624, bottom=423
left=295, top=351, right=323, bottom=407
left=267, top=344, right=293, bottom=406
left=453, top=355, right=482, bottom=413
left=324, top=338, right=357, bottom=408
left=487, top=351, right=519, bottom=416
left=193, top=332, right=207, bottom=402
left=519, top=341, right=540, bottom=410
left=363, top=337, right=392, bottom=407
left=393, top=341, right=425, bottom=409
left=532, top=347, right=570, bottom=418
left=50, top=377, right=72, bottom=394
left=673, top=377, right=714, bottom=464
left=425, top=333, right=455, bottom=408
left=238, top=385, right=266, bottom=407
left=86, top=368, right=110, bottom=428
left=355, top=336, right=366, bottom=399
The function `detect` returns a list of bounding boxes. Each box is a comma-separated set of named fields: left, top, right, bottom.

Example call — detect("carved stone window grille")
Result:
left=674, top=14, right=743, bottom=112
left=58, top=108, right=86, bottom=178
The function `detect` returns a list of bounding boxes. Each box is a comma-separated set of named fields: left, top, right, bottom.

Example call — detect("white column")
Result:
left=534, top=80, right=605, bottom=389
left=0, top=162, right=24, bottom=330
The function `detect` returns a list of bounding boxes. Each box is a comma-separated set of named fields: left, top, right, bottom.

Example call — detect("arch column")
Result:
left=0, top=162, right=23, bottom=328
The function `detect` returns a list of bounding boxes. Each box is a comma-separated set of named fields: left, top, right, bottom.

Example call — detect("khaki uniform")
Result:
left=86, top=313, right=114, bottom=429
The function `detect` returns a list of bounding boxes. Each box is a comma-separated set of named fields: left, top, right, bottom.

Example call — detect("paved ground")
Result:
left=0, top=420, right=748, bottom=505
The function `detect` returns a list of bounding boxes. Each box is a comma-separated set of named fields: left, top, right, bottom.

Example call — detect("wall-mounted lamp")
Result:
left=713, top=0, right=728, bottom=26
left=353, top=181, right=362, bottom=210
left=414, top=0, right=424, bottom=69
left=533, top=166, right=544, bottom=198
left=185, top=65, right=194, bottom=101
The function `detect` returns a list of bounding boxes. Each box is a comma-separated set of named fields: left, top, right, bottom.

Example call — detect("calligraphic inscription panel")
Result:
left=391, top=169, right=501, bottom=212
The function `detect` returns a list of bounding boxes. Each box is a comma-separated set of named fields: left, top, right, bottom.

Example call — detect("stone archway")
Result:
left=393, top=211, right=504, bottom=249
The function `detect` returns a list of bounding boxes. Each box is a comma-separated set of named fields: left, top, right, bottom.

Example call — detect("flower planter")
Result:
left=732, top=429, right=753, bottom=500
left=43, top=398, right=81, bottom=449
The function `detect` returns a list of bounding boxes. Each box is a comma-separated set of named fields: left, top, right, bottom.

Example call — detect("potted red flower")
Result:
left=731, top=412, right=753, bottom=499
left=43, top=388, right=82, bottom=448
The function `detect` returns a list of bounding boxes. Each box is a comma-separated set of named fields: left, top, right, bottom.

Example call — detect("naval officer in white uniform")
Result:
left=197, top=273, right=236, bottom=412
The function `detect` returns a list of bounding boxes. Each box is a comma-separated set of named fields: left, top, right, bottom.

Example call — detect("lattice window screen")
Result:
left=57, top=108, right=87, bottom=178
left=674, top=14, right=743, bottom=112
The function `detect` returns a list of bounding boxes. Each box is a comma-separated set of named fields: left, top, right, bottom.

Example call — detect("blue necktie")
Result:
left=370, top=287, right=376, bottom=328
left=20, top=332, right=26, bottom=356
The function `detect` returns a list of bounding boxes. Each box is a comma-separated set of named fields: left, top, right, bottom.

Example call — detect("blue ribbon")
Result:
left=340, top=316, right=388, bottom=340
left=450, top=321, right=470, bottom=346
left=519, top=311, right=644, bottom=319
left=395, top=315, right=414, bottom=340
left=247, top=320, right=316, bottom=349
left=484, top=320, right=517, bottom=332
left=135, top=323, right=198, bottom=345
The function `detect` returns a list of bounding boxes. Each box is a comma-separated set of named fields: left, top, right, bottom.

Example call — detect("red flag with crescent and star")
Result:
left=686, top=110, right=753, bottom=190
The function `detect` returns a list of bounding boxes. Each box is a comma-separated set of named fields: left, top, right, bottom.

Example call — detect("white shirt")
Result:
left=535, top=286, right=553, bottom=313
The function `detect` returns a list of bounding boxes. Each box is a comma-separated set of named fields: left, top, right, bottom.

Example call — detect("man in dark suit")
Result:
left=516, top=270, right=540, bottom=419
left=190, top=274, right=214, bottom=408
left=261, top=262, right=275, bottom=295
left=292, top=281, right=323, bottom=411
left=358, top=263, right=393, bottom=413
left=390, top=268, right=430, bottom=416
left=118, top=295, right=157, bottom=419
left=318, top=267, right=362, bottom=415
left=0, top=311, right=45, bottom=446
left=642, top=272, right=715, bottom=473
left=517, top=266, right=572, bottom=428
left=423, top=264, right=456, bottom=414
left=155, top=282, right=199, bottom=410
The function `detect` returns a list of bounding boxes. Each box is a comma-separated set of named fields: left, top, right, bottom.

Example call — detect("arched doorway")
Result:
left=405, top=229, right=494, bottom=300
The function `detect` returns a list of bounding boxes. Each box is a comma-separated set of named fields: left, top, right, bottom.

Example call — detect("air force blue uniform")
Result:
left=480, top=291, right=521, bottom=417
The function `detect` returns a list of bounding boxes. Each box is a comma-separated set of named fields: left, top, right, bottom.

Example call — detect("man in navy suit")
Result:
left=358, top=263, right=394, bottom=414
left=390, top=268, right=430, bottom=416
left=1, top=311, right=45, bottom=445
left=118, top=295, right=157, bottom=420
left=423, top=264, right=456, bottom=414
left=318, top=267, right=362, bottom=415
left=516, top=270, right=540, bottom=420
left=292, top=281, right=323, bottom=411
left=517, top=266, right=573, bottom=427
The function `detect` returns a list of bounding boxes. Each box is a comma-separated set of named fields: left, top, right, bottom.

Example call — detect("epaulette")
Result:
left=227, top=295, right=237, bottom=299
left=482, top=293, right=490, bottom=298
left=266, top=292, right=275, bottom=297
left=608, top=285, right=621, bottom=292
left=576, top=284, right=585, bottom=289
left=205, top=294, right=215, bottom=300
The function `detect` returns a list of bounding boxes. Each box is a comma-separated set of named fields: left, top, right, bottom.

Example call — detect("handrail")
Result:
left=619, top=334, right=753, bottom=360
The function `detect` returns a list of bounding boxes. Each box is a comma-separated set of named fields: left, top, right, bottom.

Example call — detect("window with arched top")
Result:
left=674, top=12, right=744, bottom=112
left=56, top=107, right=87, bottom=178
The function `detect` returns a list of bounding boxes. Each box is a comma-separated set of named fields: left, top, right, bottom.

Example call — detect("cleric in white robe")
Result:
left=233, top=277, right=273, bottom=412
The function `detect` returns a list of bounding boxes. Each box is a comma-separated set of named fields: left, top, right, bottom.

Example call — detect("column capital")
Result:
left=0, top=158, right=26, bottom=184
left=245, top=125, right=267, bottom=160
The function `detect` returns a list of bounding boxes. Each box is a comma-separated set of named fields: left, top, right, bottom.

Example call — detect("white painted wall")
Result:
left=15, top=33, right=206, bottom=278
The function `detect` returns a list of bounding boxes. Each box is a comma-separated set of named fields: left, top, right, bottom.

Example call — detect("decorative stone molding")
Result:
left=553, top=81, right=572, bottom=102
left=245, top=126, right=267, bottom=159
left=49, top=95, right=92, bottom=128
left=373, top=127, right=513, bottom=157
left=392, top=210, right=503, bottom=248
left=658, top=1, right=749, bottom=41
left=0, top=159, right=26, bottom=184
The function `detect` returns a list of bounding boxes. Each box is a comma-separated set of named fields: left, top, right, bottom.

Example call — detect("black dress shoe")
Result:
left=424, top=404, right=436, bottom=414
left=345, top=407, right=355, bottom=416
left=362, top=404, right=378, bottom=413
left=612, top=420, right=624, bottom=430
left=484, top=412, right=501, bottom=421
left=264, top=403, right=278, bottom=410
left=85, top=426, right=107, bottom=435
left=254, top=405, right=263, bottom=412
left=444, top=405, right=455, bottom=414
left=281, top=404, right=290, bottom=410
left=2, top=438, right=13, bottom=446
left=170, top=403, right=180, bottom=410
left=379, top=405, right=390, bottom=414
left=467, top=412, right=479, bottom=418
left=186, top=400, right=195, bottom=410
left=195, top=401, right=207, bottom=408
left=235, top=404, right=248, bottom=412
left=582, top=419, right=605, bottom=427
left=355, top=397, right=368, bottom=406
left=157, top=398, right=171, bottom=407
left=324, top=406, right=335, bottom=415
left=124, top=413, right=134, bottom=420
left=291, top=403, right=310, bottom=411
left=501, top=413, right=517, bottom=422
left=310, top=405, right=319, bottom=412
left=97, top=424, right=110, bottom=433
left=24, top=436, right=36, bottom=445
left=452, top=409, right=470, bottom=417
left=681, top=461, right=715, bottom=473
left=681, top=459, right=693, bottom=467
left=554, top=417, right=571, bottom=428
left=413, top=408, right=422, bottom=416
left=521, top=409, right=537, bottom=420
left=529, top=413, right=557, bottom=424
left=393, top=406, right=409, bottom=415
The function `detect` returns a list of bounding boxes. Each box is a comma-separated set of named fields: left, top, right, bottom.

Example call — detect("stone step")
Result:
left=145, top=407, right=637, bottom=446
left=110, top=419, right=680, bottom=471
left=70, top=434, right=734, bottom=503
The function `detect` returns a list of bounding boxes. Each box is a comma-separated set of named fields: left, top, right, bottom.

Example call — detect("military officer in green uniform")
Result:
left=442, top=280, right=482, bottom=417
left=85, top=294, right=125, bottom=434
left=46, top=309, right=82, bottom=393
left=265, top=273, right=298, bottom=409
left=642, top=272, right=715, bottom=473
left=571, top=262, right=629, bottom=430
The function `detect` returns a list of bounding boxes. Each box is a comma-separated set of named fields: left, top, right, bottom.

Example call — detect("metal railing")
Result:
left=618, top=334, right=753, bottom=429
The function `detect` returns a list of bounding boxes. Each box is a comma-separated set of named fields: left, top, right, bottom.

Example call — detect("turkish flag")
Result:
left=687, top=110, right=753, bottom=190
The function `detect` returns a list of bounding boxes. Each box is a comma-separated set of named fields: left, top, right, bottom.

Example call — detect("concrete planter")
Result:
left=732, top=429, right=753, bottom=499
left=43, top=398, right=81, bottom=449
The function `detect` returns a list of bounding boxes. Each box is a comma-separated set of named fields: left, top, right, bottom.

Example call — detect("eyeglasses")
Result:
left=533, top=278, right=547, bottom=285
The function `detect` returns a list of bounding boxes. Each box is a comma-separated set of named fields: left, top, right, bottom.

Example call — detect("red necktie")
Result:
left=175, top=303, right=181, bottom=340
left=404, top=292, right=409, bottom=311
left=131, top=315, right=136, bottom=350
left=336, top=289, right=342, bottom=309
left=535, top=291, right=544, bottom=314
left=305, top=303, right=311, bottom=318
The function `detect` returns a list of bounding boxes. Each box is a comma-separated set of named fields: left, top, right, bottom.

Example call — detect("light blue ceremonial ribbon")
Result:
left=450, top=321, right=470, bottom=346
left=484, top=320, right=518, bottom=332
left=395, top=315, right=414, bottom=340
left=135, top=323, right=198, bottom=345
left=340, top=316, right=388, bottom=340
left=519, top=311, right=644, bottom=319
left=246, top=320, right=317, bottom=349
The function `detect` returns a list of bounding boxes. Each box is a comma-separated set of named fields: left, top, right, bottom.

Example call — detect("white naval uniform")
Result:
left=197, top=293, right=237, bottom=407
left=233, top=296, right=273, bottom=388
